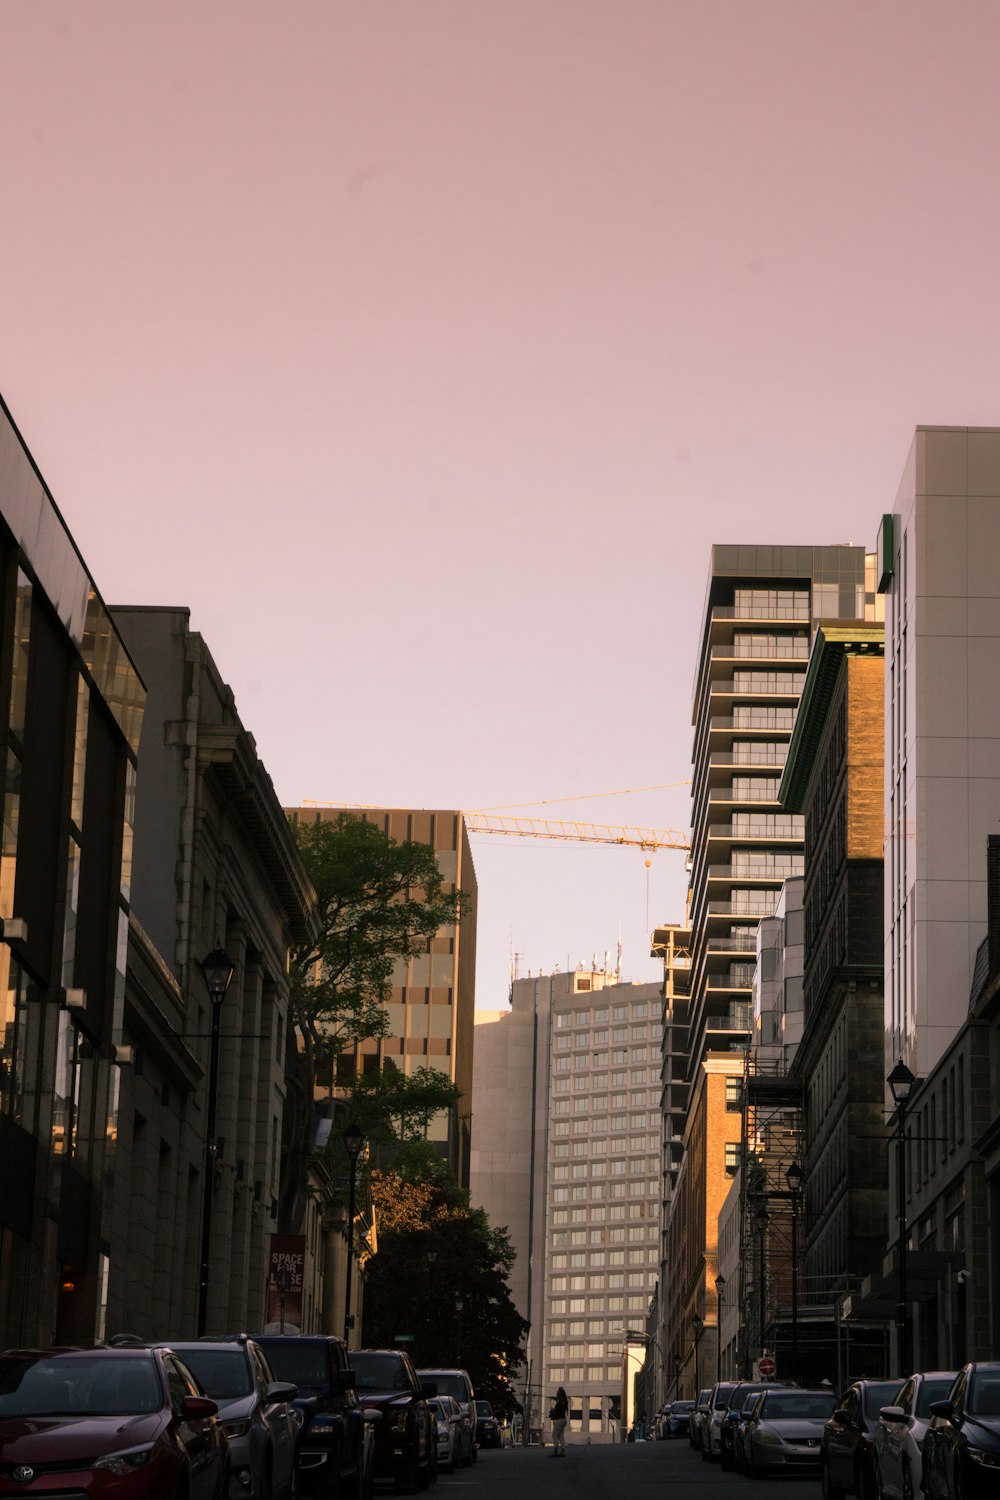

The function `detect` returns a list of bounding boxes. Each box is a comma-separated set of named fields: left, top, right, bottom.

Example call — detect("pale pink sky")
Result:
left=3, top=1, right=1000, bottom=1001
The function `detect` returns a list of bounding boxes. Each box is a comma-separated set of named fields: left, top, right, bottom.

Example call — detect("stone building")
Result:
left=0, top=395, right=146, bottom=1348
left=109, top=606, right=317, bottom=1337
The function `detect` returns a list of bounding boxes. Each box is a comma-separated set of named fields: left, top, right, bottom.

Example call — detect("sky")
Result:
left=4, top=1, right=1000, bottom=1006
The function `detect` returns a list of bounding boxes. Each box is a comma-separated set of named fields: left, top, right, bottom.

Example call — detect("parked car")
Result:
left=821, top=1378, right=903, bottom=1500
left=428, top=1397, right=462, bottom=1471
left=254, top=1334, right=374, bottom=1500
left=922, top=1361, right=1000, bottom=1500
left=665, top=1399, right=695, bottom=1438
left=716, top=1382, right=773, bottom=1469
left=349, top=1349, right=435, bottom=1492
left=474, top=1400, right=500, bottom=1449
left=733, top=1387, right=767, bottom=1472
left=690, top=1388, right=712, bottom=1450
left=743, top=1387, right=838, bottom=1479
left=873, top=1370, right=955, bottom=1500
left=0, top=1344, right=227, bottom=1498
left=415, top=1371, right=477, bottom=1464
left=155, top=1336, right=298, bottom=1500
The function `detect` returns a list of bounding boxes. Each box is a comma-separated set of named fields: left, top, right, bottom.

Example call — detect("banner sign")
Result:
left=265, top=1233, right=306, bottom=1334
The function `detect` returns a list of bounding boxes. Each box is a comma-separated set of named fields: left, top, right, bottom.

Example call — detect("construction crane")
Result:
left=464, top=813, right=689, bottom=852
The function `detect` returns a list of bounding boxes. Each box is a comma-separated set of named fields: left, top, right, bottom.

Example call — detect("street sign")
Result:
left=756, top=1356, right=776, bottom=1378
left=394, top=1333, right=414, bottom=1343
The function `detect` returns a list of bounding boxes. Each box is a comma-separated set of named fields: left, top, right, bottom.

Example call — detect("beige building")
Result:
left=471, top=966, right=662, bottom=1443
left=287, top=807, right=477, bottom=1187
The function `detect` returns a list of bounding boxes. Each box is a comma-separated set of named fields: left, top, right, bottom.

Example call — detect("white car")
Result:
left=429, top=1395, right=464, bottom=1471
left=873, top=1371, right=956, bottom=1500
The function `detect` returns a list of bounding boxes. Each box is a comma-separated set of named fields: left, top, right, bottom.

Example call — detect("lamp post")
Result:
left=342, top=1121, right=366, bottom=1345
left=691, top=1313, right=704, bottom=1395
left=755, top=1205, right=769, bottom=1367
left=888, top=1060, right=916, bottom=1374
left=673, top=1356, right=681, bottom=1400
left=197, top=945, right=235, bottom=1337
left=715, top=1275, right=726, bottom=1383
left=785, top=1161, right=802, bottom=1382
left=455, top=1295, right=464, bottom=1363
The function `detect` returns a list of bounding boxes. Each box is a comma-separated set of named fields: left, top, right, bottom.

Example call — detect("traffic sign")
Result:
left=756, top=1356, right=776, bottom=1378
left=394, top=1333, right=414, bottom=1343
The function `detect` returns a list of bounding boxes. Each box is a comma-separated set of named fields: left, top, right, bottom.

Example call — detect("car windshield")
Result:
left=351, top=1353, right=410, bottom=1392
left=257, top=1342, right=329, bottom=1393
left=671, top=1401, right=693, bottom=1413
left=864, top=1384, right=903, bottom=1418
left=0, top=1355, right=162, bottom=1417
left=969, top=1376, right=1000, bottom=1417
left=423, top=1374, right=468, bottom=1402
left=762, top=1394, right=837, bottom=1420
left=731, top=1387, right=763, bottom=1410
left=178, top=1349, right=254, bottom=1400
left=915, top=1379, right=954, bottom=1417
left=476, top=1401, right=492, bottom=1416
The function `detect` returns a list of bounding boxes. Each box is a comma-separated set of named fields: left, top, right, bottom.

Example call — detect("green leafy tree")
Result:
left=278, top=813, right=467, bottom=1232
left=363, top=1171, right=528, bottom=1421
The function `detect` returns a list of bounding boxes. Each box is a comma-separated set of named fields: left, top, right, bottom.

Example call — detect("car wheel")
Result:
left=822, top=1457, right=847, bottom=1500
left=858, top=1459, right=878, bottom=1500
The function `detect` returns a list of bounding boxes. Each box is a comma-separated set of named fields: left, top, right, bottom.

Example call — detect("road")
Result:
left=425, top=1440, right=824, bottom=1498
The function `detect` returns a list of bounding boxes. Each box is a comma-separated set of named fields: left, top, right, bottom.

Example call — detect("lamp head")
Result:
left=715, top=1274, right=726, bottom=1293
left=691, top=1313, right=704, bottom=1336
left=455, top=1296, right=464, bottom=1312
left=785, top=1160, right=803, bottom=1194
left=888, top=1059, right=916, bottom=1106
left=343, top=1120, right=366, bottom=1162
left=755, top=1205, right=770, bottom=1231
left=200, top=946, right=235, bottom=1005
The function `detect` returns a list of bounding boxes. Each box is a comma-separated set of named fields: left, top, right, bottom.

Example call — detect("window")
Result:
left=725, top=1142, right=739, bottom=1176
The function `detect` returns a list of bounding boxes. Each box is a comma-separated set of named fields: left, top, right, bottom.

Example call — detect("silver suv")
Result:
left=417, top=1369, right=477, bottom=1462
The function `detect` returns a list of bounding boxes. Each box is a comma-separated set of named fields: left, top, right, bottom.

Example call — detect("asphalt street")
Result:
left=428, top=1440, right=824, bottom=1499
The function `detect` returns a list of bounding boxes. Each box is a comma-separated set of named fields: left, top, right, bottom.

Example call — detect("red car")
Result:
left=0, top=1346, right=227, bottom=1497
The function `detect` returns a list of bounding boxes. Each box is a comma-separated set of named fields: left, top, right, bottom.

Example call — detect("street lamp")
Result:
left=715, top=1275, right=726, bottom=1383
left=755, top=1205, right=769, bottom=1367
left=888, top=1060, right=917, bottom=1374
left=342, top=1121, right=366, bottom=1344
left=196, top=945, right=235, bottom=1336
left=455, top=1295, right=464, bottom=1362
left=691, top=1313, right=704, bottom=1394
left=785, top=1162, right=802, bottom=1382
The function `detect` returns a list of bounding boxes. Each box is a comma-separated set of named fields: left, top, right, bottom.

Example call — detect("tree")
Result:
left=278, top=813, right=467, bottom=1233
left=362, top=1171, right=528, bottom=1421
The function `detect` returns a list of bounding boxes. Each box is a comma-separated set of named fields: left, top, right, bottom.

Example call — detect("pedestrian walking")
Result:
left=549, top=1386, right=568, bottom=1456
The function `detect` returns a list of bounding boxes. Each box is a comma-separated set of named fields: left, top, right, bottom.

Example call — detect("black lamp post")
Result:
left=786, top=1161, right=802, bottom=1382
left=673, top=1355, right=681, bottom=1400
left=715, top=1275, right=726, bottom=1383
left=342, top=1121, right=366, bottom=1344
left=455, top=1295, right=464, bottom=1363
left=888, top=1060, right=916, bottom=1374
left=755, top=1205, right=769, bottom=1365
left=197, top=945, right=235, bottom=1337
left=691, top=1313, right=704, bottom=1394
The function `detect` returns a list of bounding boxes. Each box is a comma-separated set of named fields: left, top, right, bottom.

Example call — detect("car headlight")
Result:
left=92, top=1444, right=156, bottom=1474
left=968, top=1447, right=1000, bottom=1468
left=755, top=1428, right=785, bottom=1446
left=222, top=1418, right=253, bottom=1439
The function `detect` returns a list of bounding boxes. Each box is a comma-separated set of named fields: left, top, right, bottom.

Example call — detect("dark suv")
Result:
left=254, top=1335, right=371, bottom=1500
left=821, top=1378, right=903, bottom=1500
left=348, top=1349, right=435, bottom=1493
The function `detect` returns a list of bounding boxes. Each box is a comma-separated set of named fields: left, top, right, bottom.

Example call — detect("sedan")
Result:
left=160, top=1339, right=298, bottom=1500
left=474, top=1400, right=501, bottom=1450
left=665, top=1400, right=696, bottom=1439
left=0, top=1346, right=226, bottom=1498
left=745, top=1388, right=838, bottom=1479
left=922, top=1361, right=1000, bottom=1499
left=822, top=1378, right=903, bottom=1500
left=429, top=1398, right=463, bottom=1471
left=873, top=1370, right=955, bottom=1500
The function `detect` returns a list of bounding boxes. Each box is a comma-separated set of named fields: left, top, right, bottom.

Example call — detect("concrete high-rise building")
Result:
left=880, top=427, right=1000, bottom=1079
left=471, top=966, right=662, bottom=1444
left=288, top=807, right=477, bottom=1186
left=651, top=924, right=691, bottom=1408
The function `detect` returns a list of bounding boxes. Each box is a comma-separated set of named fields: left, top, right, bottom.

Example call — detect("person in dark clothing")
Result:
left=549, top=1386, right=569, bottom=1455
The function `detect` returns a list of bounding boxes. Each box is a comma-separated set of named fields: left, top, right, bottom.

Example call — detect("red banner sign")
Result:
left=265, top=1233, right=306, bottom=1334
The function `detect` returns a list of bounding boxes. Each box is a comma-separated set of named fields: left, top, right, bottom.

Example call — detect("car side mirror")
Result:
left=181, top=1395, right=219, bottom=1419
left=337, top=1369, right=357, bottom=1391
left=363, top=1407, right=384, bottom=1422
left=420, top=1383, right=438, bottom=1399
left=879, top=1406, right=907, bottom=1423
left=929, top=1400, right=956, bottom=1423
left=833, top=1408, right=852, bottom=1427
left=266, top=1381, right=298, bottom=1403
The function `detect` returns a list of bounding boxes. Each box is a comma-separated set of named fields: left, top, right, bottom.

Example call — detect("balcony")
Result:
left=705, top=1010, right=754, bottom=1031
left=711, top=604, right=811, bottom=622
left=707, top=821, right=803, bottom=841
left=704, top=974, right=753, bottom=991
left=709, top=677, right=805, bottom=698
left=710, top=641, right=809, bottom=661
left=708, top=785, right=781, bottom=803
left=706, top=933, right=758, bottom=952
left=707, top=899, right=778, bottom=917
left=707, top=859, right=804, bottom=882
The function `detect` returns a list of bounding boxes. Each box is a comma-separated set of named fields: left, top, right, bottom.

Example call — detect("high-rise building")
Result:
left=471, top=967, right=662, bottom=1443
left=651, top=924, right=691, bottom=1408
left=287, top=806, right=477, bottom=1186
left=669, top=546, right=878, bottom=1383
left=881, top=427, right=1000, bottom=1079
